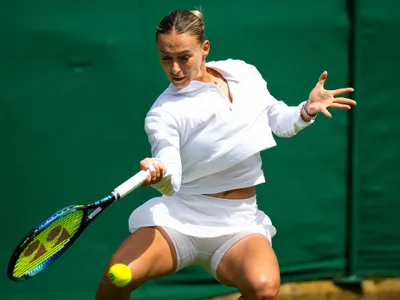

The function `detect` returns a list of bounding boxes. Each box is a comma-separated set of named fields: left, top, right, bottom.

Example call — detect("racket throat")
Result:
left=88, top=207, right=104, bottom=220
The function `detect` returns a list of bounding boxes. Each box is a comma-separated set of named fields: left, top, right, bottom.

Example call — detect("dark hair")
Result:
left=156, top=10, right=205, bottom=44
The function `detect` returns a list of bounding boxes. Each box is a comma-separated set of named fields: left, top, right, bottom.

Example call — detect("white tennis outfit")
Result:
left=129, top=59, right=313, bottom=278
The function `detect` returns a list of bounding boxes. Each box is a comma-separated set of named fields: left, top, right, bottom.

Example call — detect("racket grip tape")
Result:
left=113, top=170, right=150, bottom=199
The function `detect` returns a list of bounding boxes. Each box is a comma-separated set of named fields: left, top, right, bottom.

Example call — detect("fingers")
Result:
left=317, top=71, right=328, bottom=86
left=333, top=97, right=357, bottom=106
left=151, top=160, right=165, bottom=181
left=148, top=163, right=157, bottom=182
left=321, top=107, right=332, bottom=118
left=332, top=87, right=354, bottom=96
left=328, top=103, right=351, bottom=110
left=139, top=159, right=152, bottom=186
left=139, top=158, right=165, bottom=186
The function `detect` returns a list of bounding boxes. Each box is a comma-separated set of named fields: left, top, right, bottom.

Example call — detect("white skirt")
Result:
left=128, top=193, right=277, bottom=239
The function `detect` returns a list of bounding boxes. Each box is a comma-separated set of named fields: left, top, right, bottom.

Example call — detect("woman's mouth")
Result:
left=172, top=76, right=186, bottom=82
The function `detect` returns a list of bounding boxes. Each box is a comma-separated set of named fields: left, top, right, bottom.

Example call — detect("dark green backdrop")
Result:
left=1, top=0, right=399, bottom=299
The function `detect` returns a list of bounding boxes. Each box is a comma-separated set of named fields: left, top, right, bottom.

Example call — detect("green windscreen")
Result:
left=353, top=0, right=400, bottom=276
left=1, top=0, right=399, bottom=299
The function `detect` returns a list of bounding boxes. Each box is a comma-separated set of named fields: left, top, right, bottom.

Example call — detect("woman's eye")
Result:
left=161, top=57, right=171, bottom=61
left=180, top=56, right=190, bottom=62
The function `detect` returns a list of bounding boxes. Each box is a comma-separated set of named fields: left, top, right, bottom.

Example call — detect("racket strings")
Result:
left=13, top=210, right=84, bottom=279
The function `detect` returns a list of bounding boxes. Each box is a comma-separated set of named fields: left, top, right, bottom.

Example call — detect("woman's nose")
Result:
left=171, top=61, right=181, bottom=75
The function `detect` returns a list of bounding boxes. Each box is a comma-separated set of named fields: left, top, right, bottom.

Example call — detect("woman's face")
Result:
left=157, top=31, right=210, bottom=88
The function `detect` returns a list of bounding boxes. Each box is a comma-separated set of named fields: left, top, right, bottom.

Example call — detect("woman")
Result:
left=96, top=9, right=356, bottom=300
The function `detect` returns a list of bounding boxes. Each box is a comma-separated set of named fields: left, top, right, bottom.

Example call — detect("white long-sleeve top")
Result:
left=145, top=59, right=313, bottom=196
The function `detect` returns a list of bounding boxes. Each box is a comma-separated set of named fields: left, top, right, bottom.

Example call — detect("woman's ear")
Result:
left=202, top=40, right=210, bottom=60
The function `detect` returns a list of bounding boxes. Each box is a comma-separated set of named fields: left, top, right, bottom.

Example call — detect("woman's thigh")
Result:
left=216, top=234, right=280, bottom=300
left=95, top=226, right=177, bottom=300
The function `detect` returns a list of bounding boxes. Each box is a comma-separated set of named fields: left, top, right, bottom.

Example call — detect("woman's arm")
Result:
left=251, top=67, right=355, bottom=137
left=142, top=110, right=182, bottom=196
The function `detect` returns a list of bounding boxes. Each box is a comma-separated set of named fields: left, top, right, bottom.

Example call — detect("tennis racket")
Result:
left=8, top=169, right=150, bottom=282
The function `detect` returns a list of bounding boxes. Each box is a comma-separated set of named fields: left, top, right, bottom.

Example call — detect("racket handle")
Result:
left=113, top=170, right=150, bottom=199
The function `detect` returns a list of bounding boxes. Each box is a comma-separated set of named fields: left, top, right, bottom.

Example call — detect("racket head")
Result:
left=8, top=205, right=87, bottom=282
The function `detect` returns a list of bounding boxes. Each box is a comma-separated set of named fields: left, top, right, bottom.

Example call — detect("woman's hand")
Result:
left=306, top=71, right=357, bottom=118
left=139, top=158, right=165, bottom=187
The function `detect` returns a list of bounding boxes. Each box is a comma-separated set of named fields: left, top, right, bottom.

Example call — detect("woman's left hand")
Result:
left=306, top=71, right=357, bottom=118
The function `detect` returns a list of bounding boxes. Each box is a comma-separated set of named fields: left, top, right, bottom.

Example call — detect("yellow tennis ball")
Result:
left=108, top=263, right=132, bottom=287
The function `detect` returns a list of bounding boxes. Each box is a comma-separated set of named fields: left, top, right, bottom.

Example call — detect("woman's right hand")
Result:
left=140, top=158, right=165, bottom=187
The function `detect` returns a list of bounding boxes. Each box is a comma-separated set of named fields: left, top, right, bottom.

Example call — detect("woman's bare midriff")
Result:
left=204, top=186, right=256, bottom=199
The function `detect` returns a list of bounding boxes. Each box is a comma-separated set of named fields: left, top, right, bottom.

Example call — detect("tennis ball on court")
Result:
left=108, top=263, right=132, bottom=287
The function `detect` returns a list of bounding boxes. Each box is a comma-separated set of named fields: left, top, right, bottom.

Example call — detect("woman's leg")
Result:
left=216, top=234, right=280, bottom=300
left=95, top=226, right=177, bottom=300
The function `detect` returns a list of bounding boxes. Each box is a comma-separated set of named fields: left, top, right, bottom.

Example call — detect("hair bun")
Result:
left=190, top=10, right=204, bottom=22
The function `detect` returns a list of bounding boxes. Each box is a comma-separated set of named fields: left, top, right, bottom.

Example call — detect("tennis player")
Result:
left=96, top=9, right=356, bottom=300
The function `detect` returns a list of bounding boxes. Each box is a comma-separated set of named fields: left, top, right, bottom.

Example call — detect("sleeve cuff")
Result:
left=150, top=158, right=177, bottom=196
left=295, top=101, right=315, bottom=128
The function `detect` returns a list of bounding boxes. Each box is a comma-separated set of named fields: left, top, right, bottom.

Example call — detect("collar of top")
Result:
left=165, top=60, right=240, bottom=95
